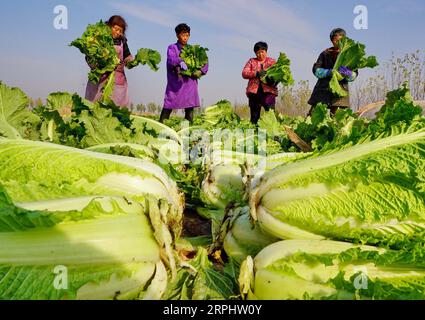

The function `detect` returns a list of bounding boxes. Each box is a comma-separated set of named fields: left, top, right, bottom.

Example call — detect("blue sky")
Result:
left=0, top=0, right=424, bottom=106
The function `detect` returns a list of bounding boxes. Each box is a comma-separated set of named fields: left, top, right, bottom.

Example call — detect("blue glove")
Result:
left=338, top=66, right=353, bottom=78
left=179, top=61, right=188, bottom=71
left=315, top=68, right=332, bottom=79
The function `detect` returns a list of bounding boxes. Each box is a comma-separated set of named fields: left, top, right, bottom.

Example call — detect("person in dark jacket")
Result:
left=307, top=28, right=357, bottom=116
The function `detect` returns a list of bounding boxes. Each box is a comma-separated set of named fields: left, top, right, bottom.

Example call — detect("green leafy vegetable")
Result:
left=164, top=247, right=236, bottom=300
left=222, top=207, right=278, bottom=262
left=369, top=82, right=423, bottom=132
left=70, top=21, right=120, bottom=83
left=131, top=115, right=182, bottom=144
left=240, top=240, right=425, bottom=300
left=179, top=45, right=209, bottom=77
left=330, top=37, right=378, bottom=97
left=32, top=91, right=182, bottom=159
left=0, top=185, right=168, bottom=300
left=0, top=82, right=40, bottom=140
left=0, top=138, right=183, bottom=206
left=2, top=76, right=425, bottom=301
left=200, top=163, right=246, bottom=209
left=0, top=138, right=184, bottom=275
left=250, top=123, right=425, bottom=249
left=86, top=143, right=157, bottom=161
left=127, top=48, right=162, bottom=71
left=45, top=92, right=73, bottom=115
left=101, top=71, right=116, bottom=104
left=261, top=52, right=295, bottom=86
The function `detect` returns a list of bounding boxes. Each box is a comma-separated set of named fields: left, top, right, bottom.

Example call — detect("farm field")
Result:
left=2, top=79, right=425, bottom=300
left=1, top=0, right=425, bottom=303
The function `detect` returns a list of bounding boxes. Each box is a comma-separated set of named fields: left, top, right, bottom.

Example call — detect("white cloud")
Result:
left=110, top=2, right=179, bottom=28
left=110, top=0, right=319, bottom=48
left=182, top=0, right=317, bottom=43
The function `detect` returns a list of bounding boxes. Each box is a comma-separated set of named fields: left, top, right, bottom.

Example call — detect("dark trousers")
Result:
left=160, top=107, right=194, bottom=123
left=248, top=86, right=276, bottom=124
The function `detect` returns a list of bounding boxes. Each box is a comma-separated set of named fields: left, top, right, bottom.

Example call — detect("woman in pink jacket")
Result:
left=242, top=42, right=278, bottom=124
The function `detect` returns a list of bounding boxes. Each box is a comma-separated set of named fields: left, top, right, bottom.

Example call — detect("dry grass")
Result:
left=351, top=50, right=425, bottom=111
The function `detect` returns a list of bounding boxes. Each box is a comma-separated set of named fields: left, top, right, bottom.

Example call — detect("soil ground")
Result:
left=182, top=208, right=212, bottom=238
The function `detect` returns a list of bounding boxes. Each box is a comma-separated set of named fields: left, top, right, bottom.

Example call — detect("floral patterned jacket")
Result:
left=242, top=57, right=278, bottom=97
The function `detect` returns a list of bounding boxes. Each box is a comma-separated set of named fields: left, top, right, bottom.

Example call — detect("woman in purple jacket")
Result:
left=160, top=23, right=209, bottom=123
